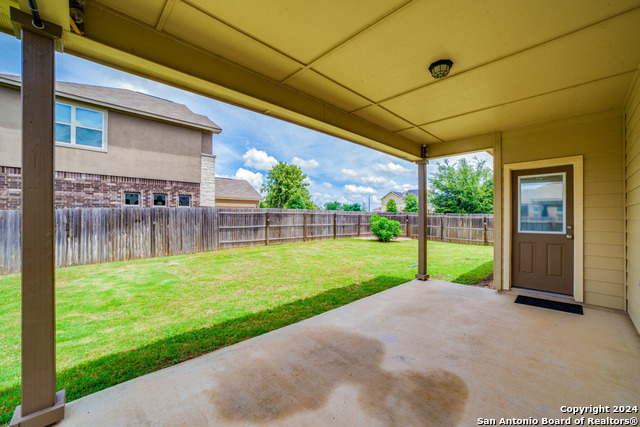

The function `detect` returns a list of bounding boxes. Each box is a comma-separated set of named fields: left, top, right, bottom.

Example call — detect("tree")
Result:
left=324, top=201, right=342, bottom=211
left=285, top=192, right=307, bottom=209
left=343, top=203, right=364, bottom=212
left=404, top=193, right=418, bottom=212
left=261, top=162, right=314, bottom=209
left=430, top=158, right=493, bottom=214
left=385, top=198, right=398, bottom=212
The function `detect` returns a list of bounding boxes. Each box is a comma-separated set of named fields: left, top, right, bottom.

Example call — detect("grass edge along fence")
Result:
left=0, top=208, right=493, bottom=275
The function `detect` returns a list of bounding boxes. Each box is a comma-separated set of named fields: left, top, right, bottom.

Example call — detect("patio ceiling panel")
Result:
left=394, top=127, right=441, bottom=145
left=381, top=8, right=640, bottom=127
left=87, top=0, right=164, bottom=27
left=351, top=105, right=415, bottom=133
left=422, top=72, right=636, bottom=141
left=283, top=69, right=371, bottom=113
left=185, top=0, right=409, bottom=65
left=160, top=1, right=302, bottom=81
left=311, top=0, right=640, bottom=103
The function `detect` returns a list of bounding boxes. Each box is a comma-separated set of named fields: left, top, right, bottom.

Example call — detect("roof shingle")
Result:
left=215, top=178, right=263, bottom=201
left=0, top=74, right=221, bottom=133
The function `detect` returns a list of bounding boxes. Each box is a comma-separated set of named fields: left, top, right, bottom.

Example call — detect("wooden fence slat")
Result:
left=0, top=208, right=494, bottom=274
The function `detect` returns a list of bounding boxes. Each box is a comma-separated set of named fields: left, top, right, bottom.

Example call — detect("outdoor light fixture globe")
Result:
left=428, top=59, right=453, bottom=79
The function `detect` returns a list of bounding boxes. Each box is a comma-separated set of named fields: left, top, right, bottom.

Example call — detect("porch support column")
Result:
left=492, top=132, right=503, bottom=290
left=10, top=7, right=65, bottom=427
left=415, top=159, right=429, bottom=280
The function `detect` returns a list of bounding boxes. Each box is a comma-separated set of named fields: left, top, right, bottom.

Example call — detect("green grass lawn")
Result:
left=0, top=239, right=492, bottom=424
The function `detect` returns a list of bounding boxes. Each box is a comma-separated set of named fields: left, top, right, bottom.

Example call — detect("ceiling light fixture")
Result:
left=428, top=59, right=453, bottom=79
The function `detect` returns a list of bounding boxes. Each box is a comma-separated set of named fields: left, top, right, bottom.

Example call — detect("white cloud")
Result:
left=234, top=168, right=264, bottom=190
left=340, top=168, right=358, bottom=179
left=343, top=184, right=377, bottom=196
left=242, top=148, right=278, bottom=170
left=303, top=177, right=314, bottom=185
left=372, top=162, right=413, bottom=176
left=292, top=157, right=319, bottom=169
left=323, top=182, right=332, bottom=188
left=391, top=182, right=415, bottom=192
left=360, top=176, right=397, bottom=187
left=340, top=169, right=399, bottom=188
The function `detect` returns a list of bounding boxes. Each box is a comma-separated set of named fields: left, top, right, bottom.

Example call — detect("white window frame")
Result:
left=55, top=100, right=108, bottom=152
left=517, top=172, right=566, bottom=234
left=153, top=193, right=168, bottom=207
left=178, top=195, right=192, bottom=208
left=123, top=192, right=141, bottom=207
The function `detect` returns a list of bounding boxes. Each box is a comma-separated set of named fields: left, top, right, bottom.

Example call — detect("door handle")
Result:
left=566, top=234, right=573, bottom=240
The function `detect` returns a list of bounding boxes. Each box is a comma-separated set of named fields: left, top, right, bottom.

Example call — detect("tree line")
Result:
left=257, top=158, right=493, bottom=214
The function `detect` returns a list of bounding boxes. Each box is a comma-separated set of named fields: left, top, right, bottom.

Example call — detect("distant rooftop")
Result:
left=215, top=177, right=263, bottom=201
left=0, top=74, right=221, bottom=133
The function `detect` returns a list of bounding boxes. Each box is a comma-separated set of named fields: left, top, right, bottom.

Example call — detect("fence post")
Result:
left=357, top=214, right=361, bottom=237
left=213, top=208, right=219, bottom=251
left=483, top=217, right=488, bottom=246
left=406, top=215, right=410, bottom=238
left=265, top=211, right=270, bottom=246
left=333, top=212, right=337, bottom=239
left=303, top=212, right=307, bottom=242
left=440, top=215, right=444, bottom=241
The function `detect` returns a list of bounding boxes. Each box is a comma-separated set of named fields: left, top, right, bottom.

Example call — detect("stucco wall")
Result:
left=625, top=74, right=640, bottom=330
left=380, top=193, right=405, bottom=211
left=502, top=109, right=626, bottom=310
left=0, top=85, right=203, bottom=183
left=215, top=199, right=260, bottom=208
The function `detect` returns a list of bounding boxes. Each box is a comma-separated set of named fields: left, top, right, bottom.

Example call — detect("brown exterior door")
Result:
left=511, top=166, right=574, bottom=295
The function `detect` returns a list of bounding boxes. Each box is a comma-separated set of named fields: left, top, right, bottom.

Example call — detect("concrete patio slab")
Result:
left=57, top=280, right=640, bottom=426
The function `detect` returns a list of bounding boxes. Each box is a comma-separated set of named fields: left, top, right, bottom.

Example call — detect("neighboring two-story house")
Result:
left=0, top=74, right=221, bottom=209
left=377, top=189, right=432, bottom=212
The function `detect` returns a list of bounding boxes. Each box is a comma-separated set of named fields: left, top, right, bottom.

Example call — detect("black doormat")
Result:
left=515, top=295, right=583, bottom=315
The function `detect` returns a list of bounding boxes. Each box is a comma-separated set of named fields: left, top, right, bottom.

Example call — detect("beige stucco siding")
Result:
left=502, top=109, right=625, bottom=310
left=381, top=193, right=404, bottom=211
left=625, top=74, right=640, bottom=330
left=0, top=85, right=202, bottom=183
left=215, top=199, right=260, bottom=208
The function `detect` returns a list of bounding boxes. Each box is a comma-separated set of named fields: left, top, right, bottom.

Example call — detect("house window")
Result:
left=153, top=194, right=167, bottom=207
left=124, top=192, right=140, bottom=206
left=178, top=195, right=191, bottom=207
left=55, top=102, right=107, bottom=151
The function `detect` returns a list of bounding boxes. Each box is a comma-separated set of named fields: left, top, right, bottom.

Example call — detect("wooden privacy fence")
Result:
left=0, top=208, right=493, bottom=275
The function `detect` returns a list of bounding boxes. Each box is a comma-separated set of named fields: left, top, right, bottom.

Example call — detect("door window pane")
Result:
left=153, top=194, right=167, bottom=206
left=519, top=173, right=565, bottom=233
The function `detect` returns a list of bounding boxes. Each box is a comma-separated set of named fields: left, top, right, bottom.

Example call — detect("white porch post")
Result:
left=10, top=7, right=65, bottom=427
left=415, top=159, right=429, bottom=280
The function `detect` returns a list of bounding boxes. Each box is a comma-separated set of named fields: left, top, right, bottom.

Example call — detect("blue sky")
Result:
left=0, top=32, right=492, bottom=209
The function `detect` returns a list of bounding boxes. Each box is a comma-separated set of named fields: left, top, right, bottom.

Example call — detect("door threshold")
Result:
left=509, top=287, right=577, bottom=303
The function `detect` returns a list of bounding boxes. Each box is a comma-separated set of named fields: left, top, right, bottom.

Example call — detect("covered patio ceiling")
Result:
left=1, top=0, right=639, bottom=161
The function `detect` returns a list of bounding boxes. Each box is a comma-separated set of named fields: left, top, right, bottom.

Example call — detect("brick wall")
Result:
left=0, top=166, right=200, bottom=209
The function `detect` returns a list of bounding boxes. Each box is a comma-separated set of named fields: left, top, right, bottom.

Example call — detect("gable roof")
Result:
left=382, top=191, right=404, bottom=200
left=0, top=74, right=221, bottom=134
left=215, top=178, right=263, bottom=201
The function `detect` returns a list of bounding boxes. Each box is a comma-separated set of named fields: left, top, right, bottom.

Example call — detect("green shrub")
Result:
left=370, top=215, right=402, bottom=242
